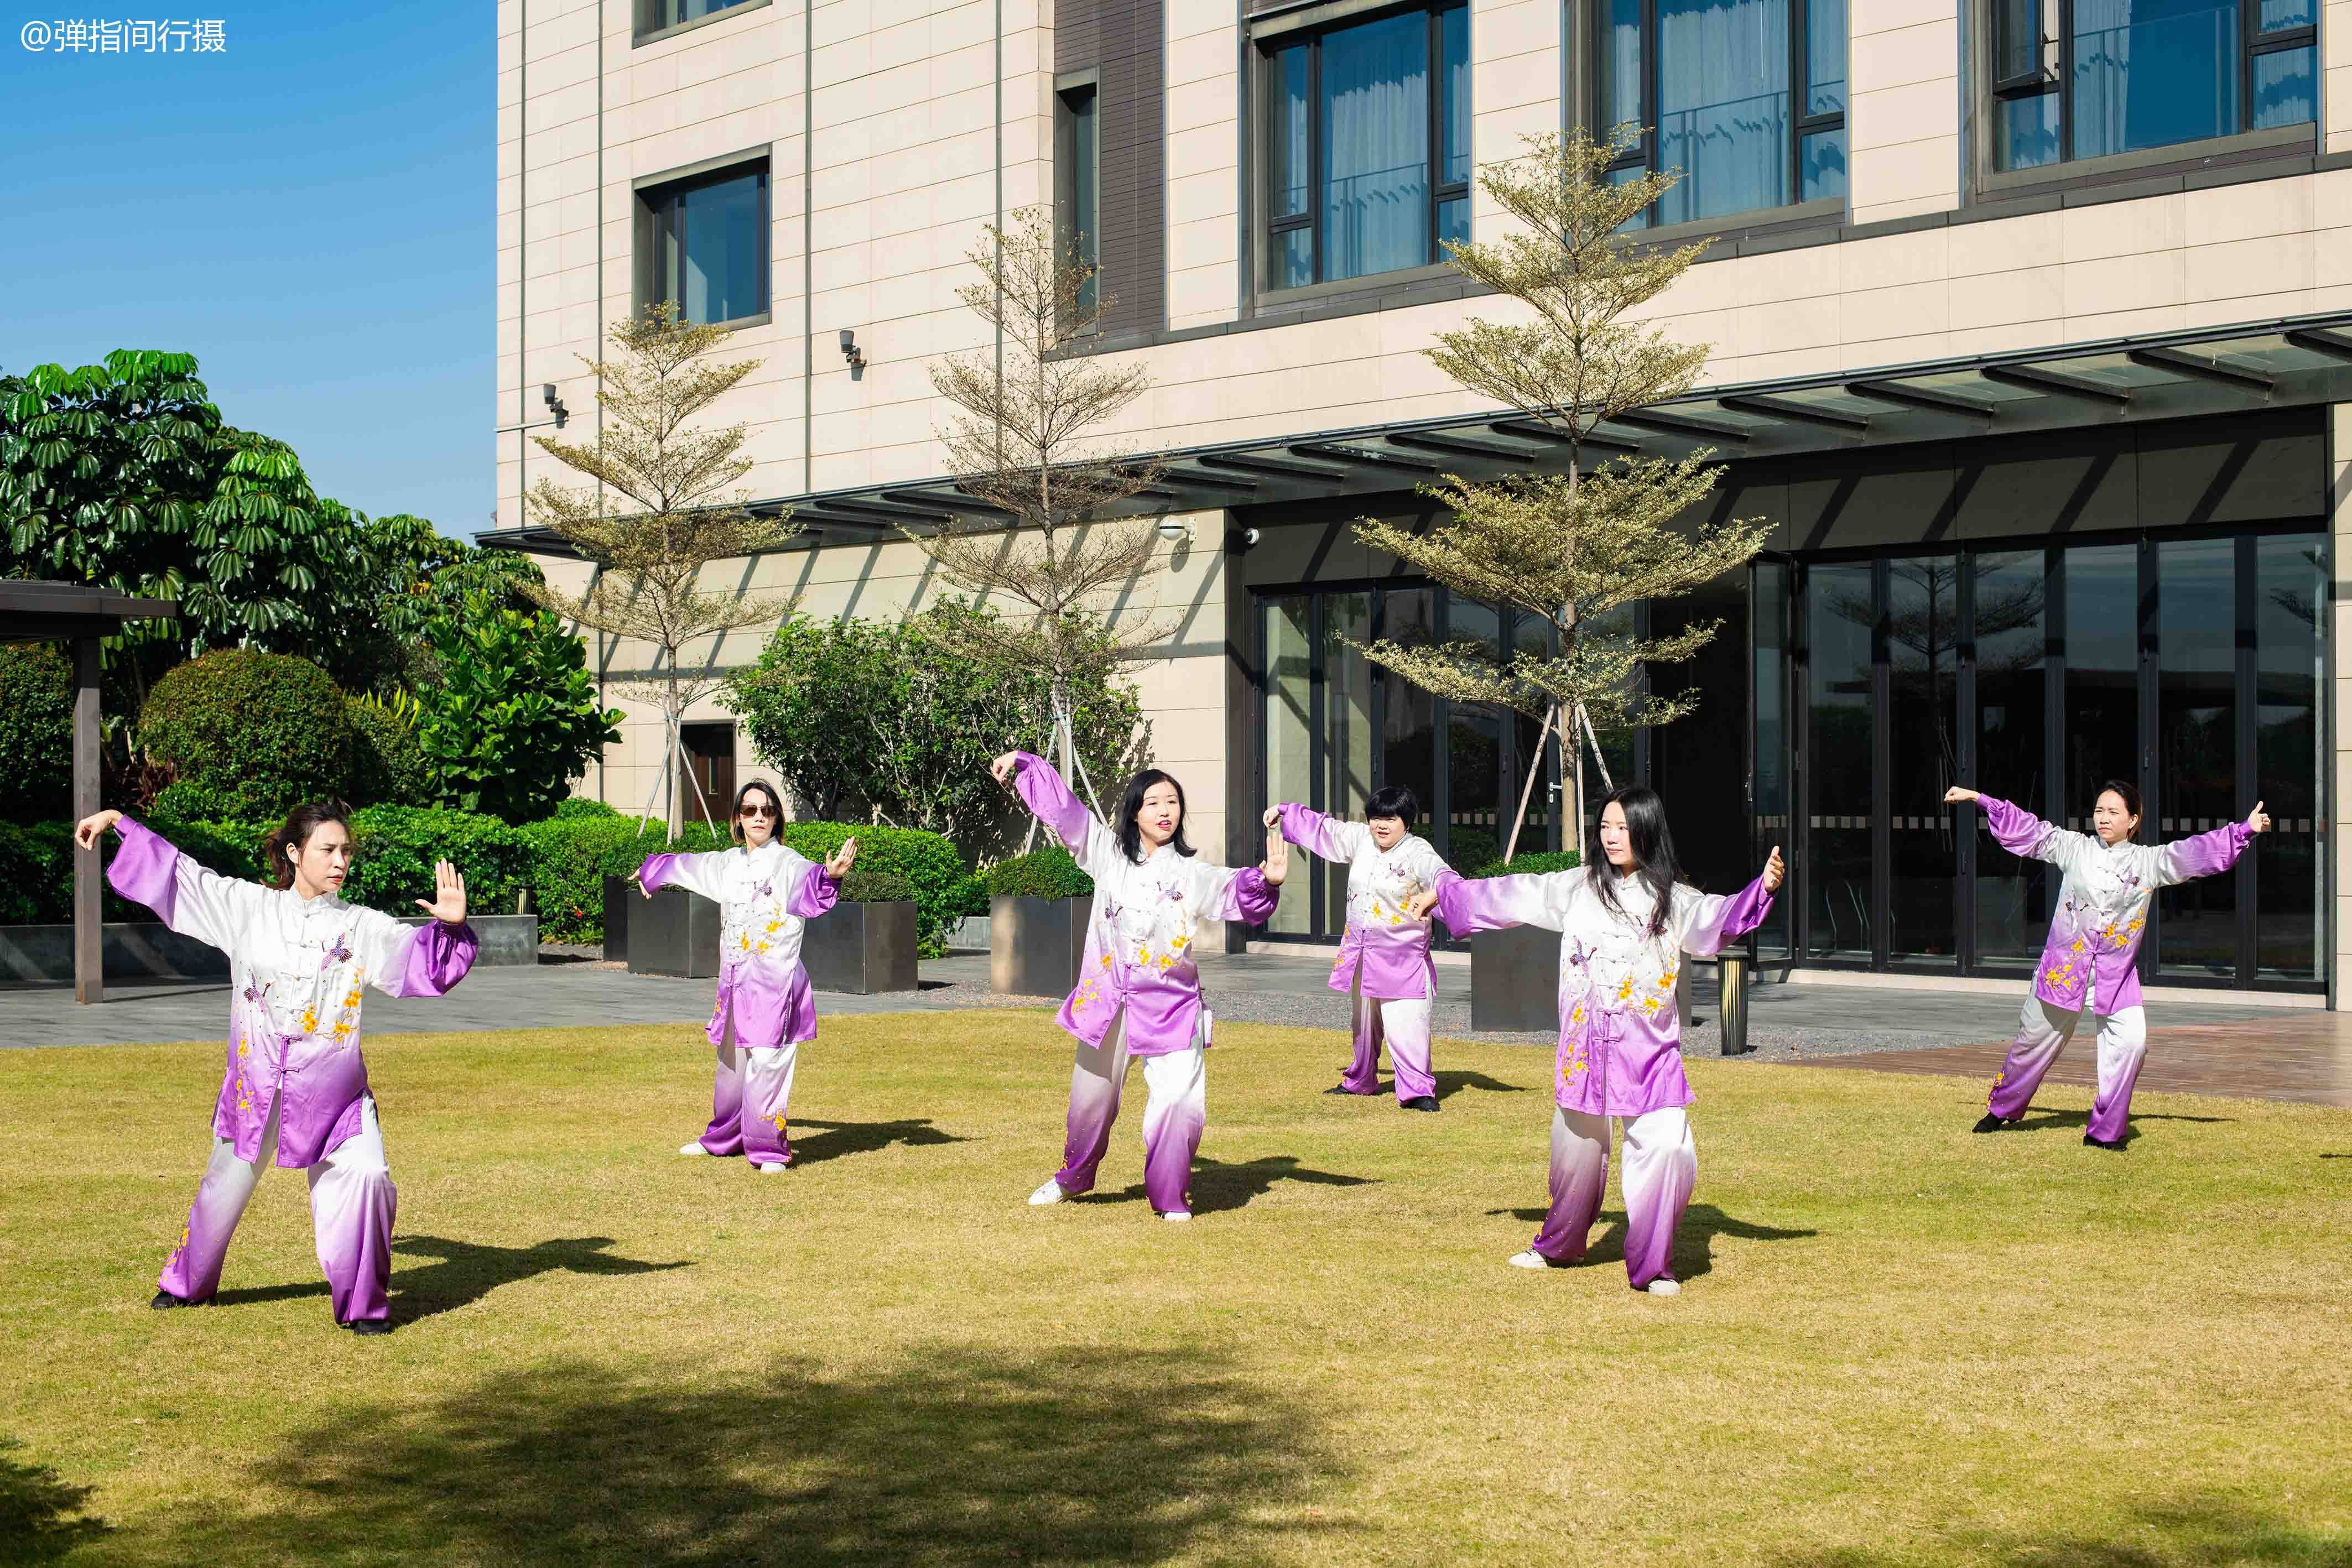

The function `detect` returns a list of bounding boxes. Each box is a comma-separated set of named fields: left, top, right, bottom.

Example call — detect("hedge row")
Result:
left=0, top=802, right=981, bottom=958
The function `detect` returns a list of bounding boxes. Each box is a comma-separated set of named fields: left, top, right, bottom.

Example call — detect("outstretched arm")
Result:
left=993, top=750, right=1116, bottom=875
left=1949, top=786, right=2073, bottom=866
left=1681, top=849, right=1781, bottom=957
left=91, top=814, right=262, bottom=955
left=2156, top=800, right=2265, bottom=887
left=1413, top=867, right=1568, bottom=936
left=636, top=848, right=729, bottom=902
left=1267, top=802, right=1364, bottom=865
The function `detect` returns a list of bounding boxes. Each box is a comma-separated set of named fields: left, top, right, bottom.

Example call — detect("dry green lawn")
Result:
left=3, top=1011, right=2349, bottom=1567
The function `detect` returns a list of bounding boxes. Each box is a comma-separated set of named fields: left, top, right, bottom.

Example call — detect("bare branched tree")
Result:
left=1353, top=127, right=1771, bottom=861
left=526, top=303, right=803, bottom=832
left=906, top=204, right=1171, bottom=813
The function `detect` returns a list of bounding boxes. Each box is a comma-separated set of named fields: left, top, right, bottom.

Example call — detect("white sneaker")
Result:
left=678, top=1141, right=711, bottom=1157
left=1027, top=1178, right=1067, bottom=1206
left=1161, top=1210, right=1193, bottom=1223
left=1507, top=1249, right=1560, bottom=1270
left=754, top=1162, right=788, bottom=1174
left=1644, top=1278, right=1682, bottom=1296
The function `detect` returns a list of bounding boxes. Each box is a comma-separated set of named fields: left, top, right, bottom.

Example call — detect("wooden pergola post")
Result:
left=73, top=635, right=102, bottom=1004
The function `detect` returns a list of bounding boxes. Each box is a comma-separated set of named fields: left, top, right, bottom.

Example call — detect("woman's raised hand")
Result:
left=1261, top=804, right=1283, bottom=830
left=1260, top=827, right=1289, bottom=885
left=634, top=872, right=653, bottom=900
left=2246, top=799, right=2271, bottom=835
left=73, top=809, right=122, bottom=850
left=990, top=752, right=1023, bottom=785
left=1762, top=844, right=1786, bottom=892
left=1943, top=786, right=1980, bottom=805
left=416, top=859, right=469, bottom=924
left=826, top=836, right=860, bottom=877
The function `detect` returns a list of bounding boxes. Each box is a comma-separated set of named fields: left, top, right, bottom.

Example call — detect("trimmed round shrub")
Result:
left=1466, top=849, right=1582, bottom=879
left=0, top=645, right=74, bottom=824
left=141, top=650, right=352, bottom=820
left=551, top=796, right=622, bottom=821
left=983, top=844, right=1095, bottom=900
left=345, top=695, right=430, bottom=807
left=839, top=868, right=918, bottom=904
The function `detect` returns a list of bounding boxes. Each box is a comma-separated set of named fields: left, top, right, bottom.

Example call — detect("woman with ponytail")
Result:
left=1407, top=787, right=1782, bottom=1294
left=76, top=800, right=477, bottom=1335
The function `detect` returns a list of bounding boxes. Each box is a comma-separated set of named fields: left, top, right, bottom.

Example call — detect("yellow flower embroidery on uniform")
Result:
left=235, top=1040, right=249, bottom=1059
left=767, top=1112, right=789, bottom=1134
left=1615, top=976, right=1635, bottom=1002
left=1169, top=935, right=1187, bottom=950
left=1099, top=954, right=1113, bottom=968
left=765, top=920, right=781, bottom=934
left=1658, top=968, right=1678, bottom=991
left=299, top=1008, right=318, bottom=1034
left=1137, top=946, right=1151, bottom=963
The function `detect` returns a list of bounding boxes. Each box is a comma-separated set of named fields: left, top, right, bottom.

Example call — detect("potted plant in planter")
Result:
left=1463, top=850, right=1580, bottom=1033
left=984, top=842, right=1094, bottom=997
left=803, top=868, right=920, bottom=994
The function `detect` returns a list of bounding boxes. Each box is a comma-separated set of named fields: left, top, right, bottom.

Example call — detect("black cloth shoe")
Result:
left=149, top=1289, right=207, bottom=1310
left=1325, top=1083, right=1364, bottom=1096
left=1400, top=1096, right=1440, bottom=1113
left=1971, top=1113, right=2013, bottom=1133
left=2082, top=1132, right=2126, bottom=1150
left=342, top=1317, right=394, bottom=1336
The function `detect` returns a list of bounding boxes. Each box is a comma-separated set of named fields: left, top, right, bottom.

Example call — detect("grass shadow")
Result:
left=1998, top=1107, right=2237, bottom=1144
left=787, top=1117, right=972, bottom=1168
left=209, top=1235, right=690, bottom=1325
left=1768, top=1493, right=2352, bottom=1566
left=1079, top=1154, right=1377, bottom=1215
left=143, top=1346, right=1349, bottom=1567
left=0, top=1437, right=109, bottom=1565
left=1480, top=1203, right=1818, bottom=1281
left=1433, top=1069, right=1535, bottom=1101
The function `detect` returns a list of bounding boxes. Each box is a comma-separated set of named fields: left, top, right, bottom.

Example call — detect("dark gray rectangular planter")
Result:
left=607, top=876, right=722, bottom=978
left=1471, top=924, right=1560, bottom=1032
left=991, top=894, right=1092, bottom=998
left=805, top=900, right=918, bottom=994
left=0, top=914, right=540, bottom=984
left=394, top=914, right=539, bottom=966
left=602, top=874, right=634, bottom=963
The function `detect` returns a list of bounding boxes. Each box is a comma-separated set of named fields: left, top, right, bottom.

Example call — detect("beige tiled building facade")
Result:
left=496, top=0, right=2352, bottom=1002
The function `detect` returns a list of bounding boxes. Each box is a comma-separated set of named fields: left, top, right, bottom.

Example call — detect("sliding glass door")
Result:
left=1782, top=528, right=2325, bottom=992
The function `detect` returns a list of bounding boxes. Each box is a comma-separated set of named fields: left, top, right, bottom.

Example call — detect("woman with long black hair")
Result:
left=634, top=779, right=857, bottom=1172
left=76, top=800, right=477, bottom=1334
left=992, top=749, right=1287, bottom=1221
left=1947, top=779, right=2267, bottom=1148
left=1408, top=786, right=1782, bottom=1294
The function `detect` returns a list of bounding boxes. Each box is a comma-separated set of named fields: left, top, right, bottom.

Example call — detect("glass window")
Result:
left=1056, top=85, right=1100, bottom=316
left=1805, top=564, right=1875, bottom=962
left=1971, top=550, right=2050, bottom=969
left=2155, top=538, right=2237, bottom=979
left=1260, top=4, right=1470, bottom=289
left=1602, top=0, right=1846, bottom=226
left=1263, top=596, right=1315, bottom=937
left=641, top=0, right=753, bottom=33
left=2254, top=535, right=2323, bottom=981
left=1991, top=0, right=2314, bottom=171
left=1886, top=558, right=1959, bottom=966
left=641, top=163, right=768, bottom=326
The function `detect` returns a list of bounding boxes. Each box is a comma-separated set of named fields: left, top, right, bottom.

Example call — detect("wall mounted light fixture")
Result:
left=839, top=329, right=866, bottom=374
left=1156, top=517, right=1193, bottom=545
left=542, top=382, right=569, bottom=428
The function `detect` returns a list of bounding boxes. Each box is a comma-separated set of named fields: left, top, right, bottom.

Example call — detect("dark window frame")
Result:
left=1255, top=1, right=1472, bottom=296
left=633, top=153, right=772, bottom=329
left=1055, top=75, right=1102, bottom=323
left=1985, top=0, right=2315, bottom=170
left=632, top=0, right=766, bottom=47
left=1594, top=0, right=1846, bottom=227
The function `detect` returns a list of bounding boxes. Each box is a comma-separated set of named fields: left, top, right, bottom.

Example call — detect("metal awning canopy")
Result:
left=0, top=581, right=179, bottom=1006
left=478, top=309, right=2352, bottom=559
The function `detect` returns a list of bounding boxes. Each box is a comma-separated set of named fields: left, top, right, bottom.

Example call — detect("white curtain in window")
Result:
left=1654, top=0, right=1791, bottom=225
left=1321, top=11, right=1430, bottom=282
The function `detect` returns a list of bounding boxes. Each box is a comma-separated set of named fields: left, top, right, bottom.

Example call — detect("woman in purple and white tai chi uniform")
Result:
left=993, top=750, right=1287, bottom=1221
left=1410, top=786, right=1781, bottom=1295
left=634, top=780, right=856, bottom=1173
left=1267, top=785, right=1450, bottom=1111
left=1948, top=779, right=2268, bottom=1149
left=78, top=801, right=478, bottom=1336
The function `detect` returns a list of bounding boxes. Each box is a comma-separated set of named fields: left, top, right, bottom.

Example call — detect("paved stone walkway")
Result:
left=1793, top=1013, right=2352, bottom=1109
left=6, top=952, right=2340, bottom=1109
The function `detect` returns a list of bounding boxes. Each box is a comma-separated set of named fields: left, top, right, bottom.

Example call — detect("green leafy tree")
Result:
left=0, top=644, right=74, bottom=823
left=326, top=514, right=548, bottom=696
left=413, top=592, right=623, bottom=823
left=1353, top=128, right=1771, bottom=859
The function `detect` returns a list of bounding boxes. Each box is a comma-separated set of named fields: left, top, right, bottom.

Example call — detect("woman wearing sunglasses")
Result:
left=634, top=780, right=856, bottom=1173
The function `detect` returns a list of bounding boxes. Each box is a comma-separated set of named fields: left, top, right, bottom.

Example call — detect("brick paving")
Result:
left=1793, top=1013, right=2352, bottom=1109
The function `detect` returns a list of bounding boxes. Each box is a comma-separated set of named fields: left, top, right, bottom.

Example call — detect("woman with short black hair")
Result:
left=76, top=800, right=477, bottom=1334
left=1946, top=779, right=2268, bottom=1148
left=993, top=749, right=1287, bottom=1221
left=1266, top=784, right=1450, bottom=1110
left=634, top=779, right=857, bottom=1173
left=1409, top=786, right=1782, bottom=1294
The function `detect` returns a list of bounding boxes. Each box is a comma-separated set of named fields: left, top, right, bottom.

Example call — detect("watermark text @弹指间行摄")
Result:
left=19, top=19, right=226, bottom=53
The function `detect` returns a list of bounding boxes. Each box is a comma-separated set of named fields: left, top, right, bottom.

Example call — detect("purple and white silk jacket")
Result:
left=106, top=817, right=477, bottom=1168
left=1274, top=803, right=1448, bottom=1002
left=634, top=839, right=839, bottom=1049
left=1011, top=753, right=1280, bottom=1058
left=1978, top=796, right=2251, bottom=1017
left=1434, top=865, right=1773, bottom=1117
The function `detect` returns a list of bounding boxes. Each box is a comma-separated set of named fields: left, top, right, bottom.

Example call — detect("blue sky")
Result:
left=0, top=4, right=493, bottom=539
